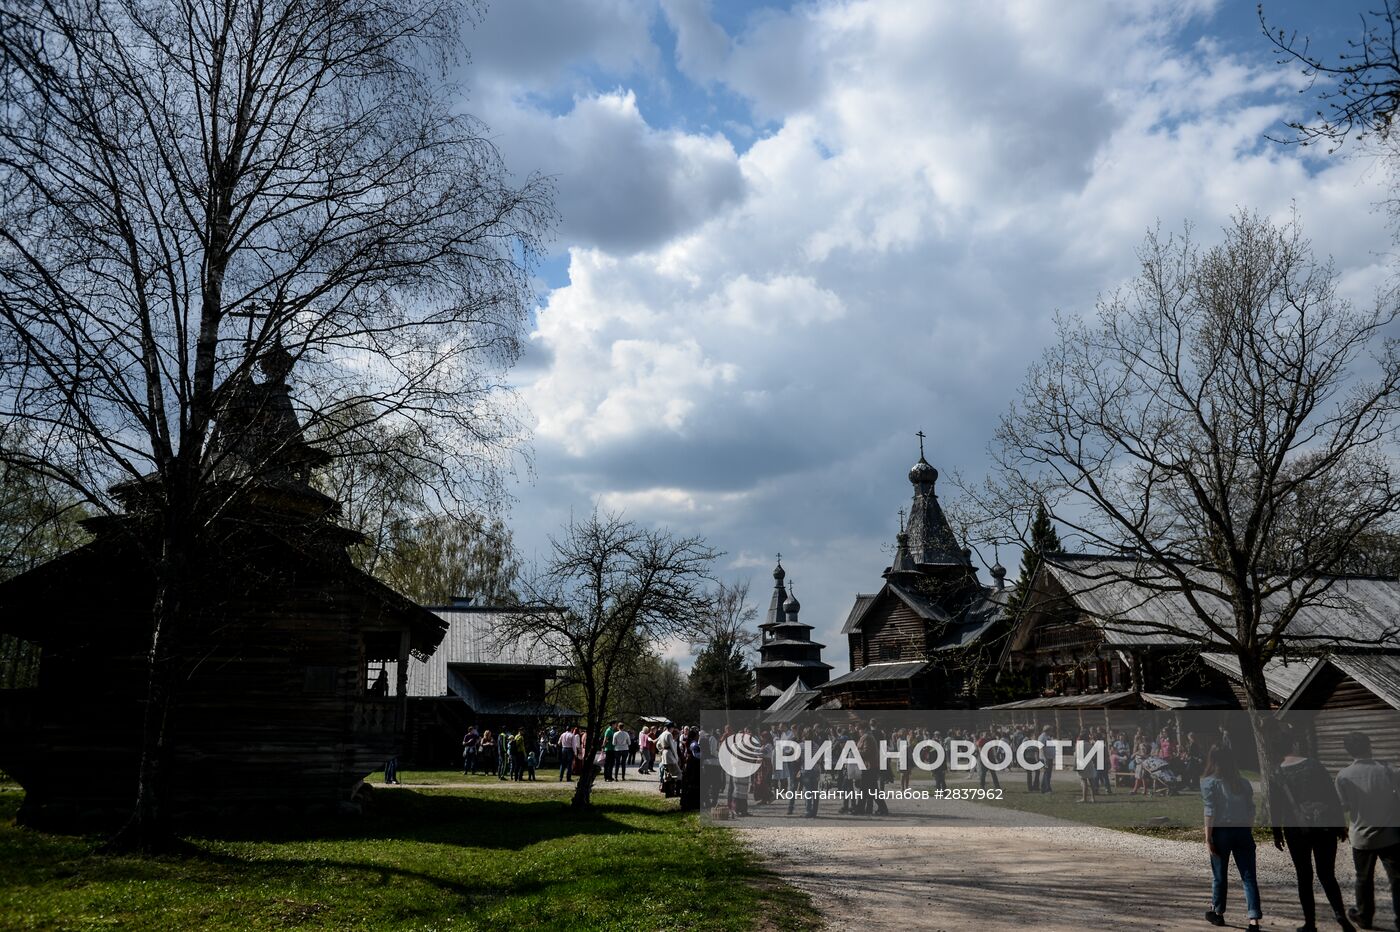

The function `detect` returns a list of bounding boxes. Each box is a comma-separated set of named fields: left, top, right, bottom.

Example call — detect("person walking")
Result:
left=1336, top=732, right=1400, bottom=930
left=1271, top=731, right=1355, bottom=932
left=977, top=732, right=1002, bottom=791
left=932, top=730, right=948, bottom=793
left=636, top=725, right=653, bottom=774
left=1020, top=728, right=1040, bottom=793
left=800, top=754, right=821, bottom=818
left=1202, top=745, right=1262, bottom=931
left=1039, top=724, right=1056, bottom=794
left=1076, top=732, right=1098, bottom=804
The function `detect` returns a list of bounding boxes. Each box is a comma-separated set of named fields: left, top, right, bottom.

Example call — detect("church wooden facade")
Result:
left=0, top=347, right=447, bottom=828
left=820, top=447, right=1009, bottom=709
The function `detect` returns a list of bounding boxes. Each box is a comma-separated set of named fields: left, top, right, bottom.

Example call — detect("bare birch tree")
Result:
left=0, top=0, right=552, bottom=846
left=983, top=210, right=1400, bottom=792
left=497, top=510, right=717, bottom=808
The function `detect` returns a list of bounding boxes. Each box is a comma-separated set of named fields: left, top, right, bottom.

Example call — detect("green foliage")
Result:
left=0, top=458, right=89, bottom=584
left=310, top=411, right=520, bottom=605
left=0, top=784, right=818, bottom=931
left=611, top=653, right=699, bottom=724
left=689, top=636, right=755, bottom=711
left=374, top=514, right=520, bottom=606
left=0, top=452, right=90, bottom=689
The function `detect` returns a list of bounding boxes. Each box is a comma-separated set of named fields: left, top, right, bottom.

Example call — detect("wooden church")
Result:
left=819, top=443, right=1010, bottom=709
left=0, top=345, right=447, bottom=829
left=754, top=559, right=832, bottom=702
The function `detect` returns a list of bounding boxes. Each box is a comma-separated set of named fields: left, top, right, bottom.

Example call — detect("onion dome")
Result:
left=908, top=456, right=938, bottom=485
left=783, top=590, right=801, bottom=616
left=773, top=559, right=786, bottom=581
left=991, top=561, right=1007, bottom=589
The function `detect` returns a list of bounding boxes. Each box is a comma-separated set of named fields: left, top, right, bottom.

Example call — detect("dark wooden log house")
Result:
left=0, top=346, right=447, bottom=828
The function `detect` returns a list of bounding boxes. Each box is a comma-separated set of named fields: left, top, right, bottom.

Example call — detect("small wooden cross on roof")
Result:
left=916, top=429, right=926, bottom=459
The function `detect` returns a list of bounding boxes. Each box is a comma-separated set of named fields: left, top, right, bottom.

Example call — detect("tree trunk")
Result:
left=109, top=509, right=190, bottom=851
left=571, top=732, right=597, bottom=808
left=1236, top=654, right=1277, bottom=828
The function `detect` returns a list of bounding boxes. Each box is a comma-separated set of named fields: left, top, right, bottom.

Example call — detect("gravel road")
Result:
left=726, top=793, right=1398, bottom=932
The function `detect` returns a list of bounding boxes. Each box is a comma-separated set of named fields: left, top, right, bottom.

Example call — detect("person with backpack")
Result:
left=1202, top=745, right=1263, bottom=931
left=1336, top=732, right=1400, bottom=930
left=1271, top=730, right=1355, bottom=932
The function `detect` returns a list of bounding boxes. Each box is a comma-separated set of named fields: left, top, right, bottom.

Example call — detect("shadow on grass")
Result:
left=0, top=787, right=668, bottom=850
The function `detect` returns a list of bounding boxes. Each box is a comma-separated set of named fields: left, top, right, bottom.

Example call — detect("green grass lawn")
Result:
left=0, top=783, right=818, bottom=931
left=975, top=772, right=1277, bottom=842
left=366, top=769, right=509, bottom=786
left=987, top=780, right=1205, bottom=834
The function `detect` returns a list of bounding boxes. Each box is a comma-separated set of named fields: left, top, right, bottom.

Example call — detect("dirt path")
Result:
left=728, top=797, right=1399, bottom=932
left=386, top=774, right=1397, bottom=930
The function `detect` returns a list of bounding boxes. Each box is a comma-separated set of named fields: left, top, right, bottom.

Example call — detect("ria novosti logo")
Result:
left=716, top=733, right=1108, bottom=778
left=718, top=732, right=766, bottom=778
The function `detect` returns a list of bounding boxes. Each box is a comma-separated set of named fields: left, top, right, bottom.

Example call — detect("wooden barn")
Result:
left=1280, top=655, right=1400, bottom=772
left=0, top=347, right=447, bottom=829
left=401, top=599, right=575, bottom=767
left=997, top=554, right=1400, bottom=718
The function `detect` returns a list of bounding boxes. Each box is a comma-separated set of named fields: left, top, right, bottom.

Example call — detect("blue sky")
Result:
left=459, top=0, right=1398, bottom=670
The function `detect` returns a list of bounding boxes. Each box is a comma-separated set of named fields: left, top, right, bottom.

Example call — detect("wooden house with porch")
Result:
left=0, top=345, right=448, bottom=829
left=993, top=553, right=1400, bottom=715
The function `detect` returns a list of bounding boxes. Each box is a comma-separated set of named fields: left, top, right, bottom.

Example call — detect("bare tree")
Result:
left=688, top=579, right=759, bottom=710
left=1262, top=2, right=1400, bottom=150
left=611, top=654, right=698, bottom=726
left=0, top=0, right=552, bottom=846
left=982, top=210, right=1400, bottom=794
left=497, top=510, right=717, bottom=808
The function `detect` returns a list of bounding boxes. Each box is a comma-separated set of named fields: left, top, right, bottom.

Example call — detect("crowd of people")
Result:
left=459, top=725, right=543, bottom=781
left=456, top=716, right=1400, bottom=932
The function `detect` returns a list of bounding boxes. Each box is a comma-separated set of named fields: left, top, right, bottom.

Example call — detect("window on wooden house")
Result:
left=364, top=659, right=399, bottom=696
left=361, top=631, right=402, bottom=697
left=879, top=643, right=903, bottom=661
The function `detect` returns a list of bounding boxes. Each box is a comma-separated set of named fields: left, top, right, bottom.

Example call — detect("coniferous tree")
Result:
left=688, top=636, right=755, bottom=711
left=1007, top=503, right=1062, bottom=615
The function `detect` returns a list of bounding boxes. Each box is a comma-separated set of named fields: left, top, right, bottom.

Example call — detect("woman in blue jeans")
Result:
left=1201, top=745, right=1262, bottom=930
